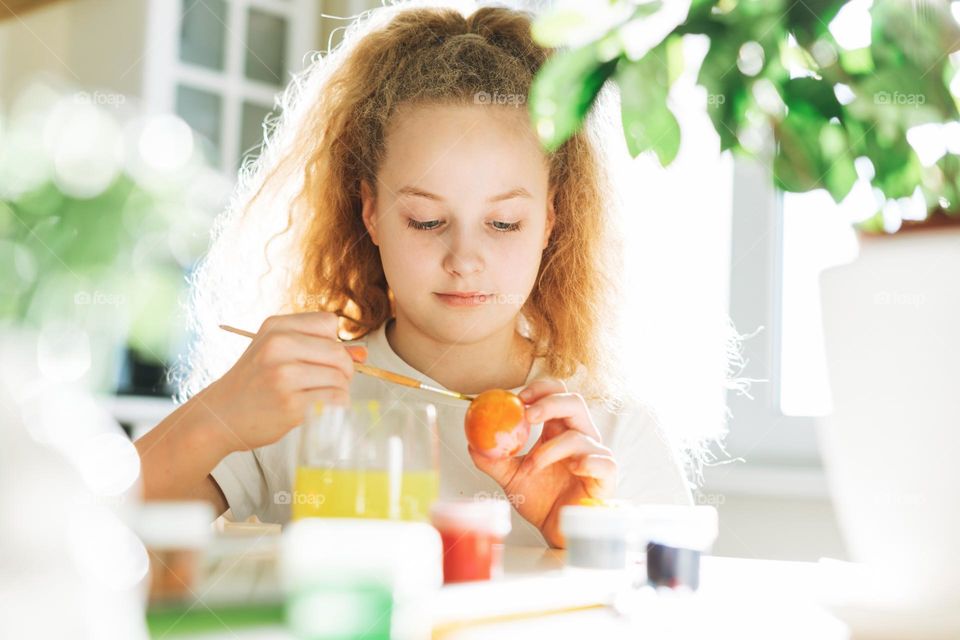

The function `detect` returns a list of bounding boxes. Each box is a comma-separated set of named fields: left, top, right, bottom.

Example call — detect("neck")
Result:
left=385, top=315, right=535, bottom=395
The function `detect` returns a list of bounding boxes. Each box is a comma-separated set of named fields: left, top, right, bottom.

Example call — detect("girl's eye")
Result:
left=491, top=220, right=523, bottom=232
left=407, top=219, right=443, bottom=231
left=406, top=218, right=522, bottom=233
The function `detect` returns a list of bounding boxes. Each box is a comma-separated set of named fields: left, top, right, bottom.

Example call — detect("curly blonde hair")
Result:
left=176, top=1, right=625, bottom=408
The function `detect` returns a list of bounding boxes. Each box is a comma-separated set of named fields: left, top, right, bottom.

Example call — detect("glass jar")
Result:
left=133, top=500, right=214, bottom=604
left=293, top=400, right=440, bottom=522
left=430, top=498, right=511, bottom=584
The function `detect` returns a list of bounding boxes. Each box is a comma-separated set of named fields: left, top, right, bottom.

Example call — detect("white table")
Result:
left=196, top=526, right=959, bottom=639
left=431, top=547, right=849, bottom=639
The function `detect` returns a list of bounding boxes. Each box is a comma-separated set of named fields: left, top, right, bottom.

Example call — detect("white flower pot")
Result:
left=818, top=225, right=960, bottom=604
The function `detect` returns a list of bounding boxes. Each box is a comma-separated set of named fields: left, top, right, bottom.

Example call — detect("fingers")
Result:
left=529, top=429, right=611, bottom=472
left=256, top=332, right=356, bottom=380
left=270, top=362, right=351, bottom=393
left=518, top=378, right=567, bottom=405
left=258, top=312, right=340, bottom=339
left=524, top=392, right=601, bottom=441
left=568, top=454, right=618, bottom=483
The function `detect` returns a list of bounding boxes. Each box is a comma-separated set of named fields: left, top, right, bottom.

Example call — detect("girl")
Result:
left=135, top=1, right=693, bottom=548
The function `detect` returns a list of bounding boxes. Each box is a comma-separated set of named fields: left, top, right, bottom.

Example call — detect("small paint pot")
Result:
left=281, top=519, right=442, bottom=640
left=632, top=505, right=718, bottom=591
left=559, top=503, right=635, bottom=570
left=430, top=499, right=512, bottom=584
left=646, top=542, right=703, bottom=590
left=133, top=501, right=214, bottom=604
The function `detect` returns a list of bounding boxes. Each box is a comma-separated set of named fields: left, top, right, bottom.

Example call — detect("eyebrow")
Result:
left=396, top=185, right=533, bottom=203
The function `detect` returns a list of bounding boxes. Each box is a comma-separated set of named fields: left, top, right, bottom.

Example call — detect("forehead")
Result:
left=378, top=103, right=550, bottom=196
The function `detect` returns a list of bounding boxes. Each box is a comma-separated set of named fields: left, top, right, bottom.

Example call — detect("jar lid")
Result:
left=133, top=501, right=214, bottom=549
left=430, top=498, right=512, bottom=536
left=559, top=503, right=634, bottom=540
left=632, top=505, right=718, bottom=551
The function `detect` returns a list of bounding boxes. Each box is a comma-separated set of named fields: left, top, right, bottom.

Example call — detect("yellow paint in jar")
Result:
left=292, top=467, right=439, bottom=521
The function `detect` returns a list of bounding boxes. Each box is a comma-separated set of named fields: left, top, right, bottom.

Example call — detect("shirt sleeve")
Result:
left=209, top=428, right=300, bottom=524
left=601, top=400, right=694, bottom=506
left=210, top=450, right=268, bottom=522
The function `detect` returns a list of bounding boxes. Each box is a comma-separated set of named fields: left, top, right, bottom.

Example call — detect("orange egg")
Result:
left=464, top=389, right=531, bottom=459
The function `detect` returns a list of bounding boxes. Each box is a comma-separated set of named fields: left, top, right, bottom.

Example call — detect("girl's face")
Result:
left=361, top=103, right=555, bottom=345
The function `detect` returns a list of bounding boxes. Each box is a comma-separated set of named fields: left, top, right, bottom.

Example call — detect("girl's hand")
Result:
left=200, top=312, right=366, bottom=453
left=466, top=379, right=617, bottom=548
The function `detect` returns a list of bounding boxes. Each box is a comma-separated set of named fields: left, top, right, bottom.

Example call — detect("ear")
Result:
left=360, top=179, right=379, bottom=246
left=543, top=186, right=556, bottom=250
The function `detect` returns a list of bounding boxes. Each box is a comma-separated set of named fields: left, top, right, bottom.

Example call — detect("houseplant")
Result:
left=529, top=0, right=960, bottom=225
left=529, top=0, right=960, bottom=608
left=0, top=83, right=224, bottom=395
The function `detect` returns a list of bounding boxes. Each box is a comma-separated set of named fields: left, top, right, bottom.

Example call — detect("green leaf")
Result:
left=871, top=0, right=960, bottom=72
left=787, top=0, right=845, bottom=48
left=529, top=40, right=621, bottom=152
left=819, top=123, right=857, bottom=201
left=531, top=8, right=593, bottom=48
left=774, top=107, right=855, bottom=196
left=617, top=53, right=681, bottom=165
left=697, top=35, right=747, bottom=151
left=665, top=35, right=685, bottom=86
left=782, top=76, right=843, bottom=121
left=533, top=2, right=661, bottom=49
left=870, top=138, right=923, bottom=200
left=839, top=47, right=874, bottom=75
left=854, top=211, right=886, bottom=234
left=774, top=111, right=824, bottom=193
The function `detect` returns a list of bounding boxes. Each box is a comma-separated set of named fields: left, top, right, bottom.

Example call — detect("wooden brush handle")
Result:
left=218, top=324, right=474, bottom=402
left=353, top=363, right=425, bottom=390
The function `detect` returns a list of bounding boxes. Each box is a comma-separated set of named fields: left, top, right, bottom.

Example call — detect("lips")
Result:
left=437, top=291, right=488, bottom=297
left=434, top=292, right=491, bottom=307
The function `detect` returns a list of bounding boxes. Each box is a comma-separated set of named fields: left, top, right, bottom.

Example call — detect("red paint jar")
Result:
left=430, top=499, right=512, bottom=584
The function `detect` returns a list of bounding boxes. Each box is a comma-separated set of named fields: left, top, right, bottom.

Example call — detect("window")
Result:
left=143, top=0, right=318, bottom=172
left=724, top=171, right=867, bottom=467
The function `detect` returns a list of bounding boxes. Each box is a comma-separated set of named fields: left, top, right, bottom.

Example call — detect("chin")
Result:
left=427, top=320, right=495, bottom=345
left=416, top=308, right=504, bottom=345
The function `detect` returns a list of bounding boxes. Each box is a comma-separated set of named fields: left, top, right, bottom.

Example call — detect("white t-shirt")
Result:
left=211, top=321, right=693, bottom=546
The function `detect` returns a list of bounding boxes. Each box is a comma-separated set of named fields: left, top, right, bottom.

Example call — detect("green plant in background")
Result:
left=0, top=83, right=226, bottom=392
left=530, top=0, right=960, bottom=232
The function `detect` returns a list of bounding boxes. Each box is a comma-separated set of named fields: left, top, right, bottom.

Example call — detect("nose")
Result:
left=442, top=228, right=484, bottom=277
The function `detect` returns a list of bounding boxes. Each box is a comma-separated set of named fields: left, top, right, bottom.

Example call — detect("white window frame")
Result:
left=701, top=158, right=829, bottom=499
left=142, top=0, right=318, bottom=173
left=727, top=157, right=822, bottom=464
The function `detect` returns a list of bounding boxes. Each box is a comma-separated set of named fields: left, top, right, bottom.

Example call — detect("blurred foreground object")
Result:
left=0, top=80, right=228, bottom=393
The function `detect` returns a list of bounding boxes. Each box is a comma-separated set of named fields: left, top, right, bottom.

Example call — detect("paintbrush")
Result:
left=219, top=324, right=476, bottom=402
